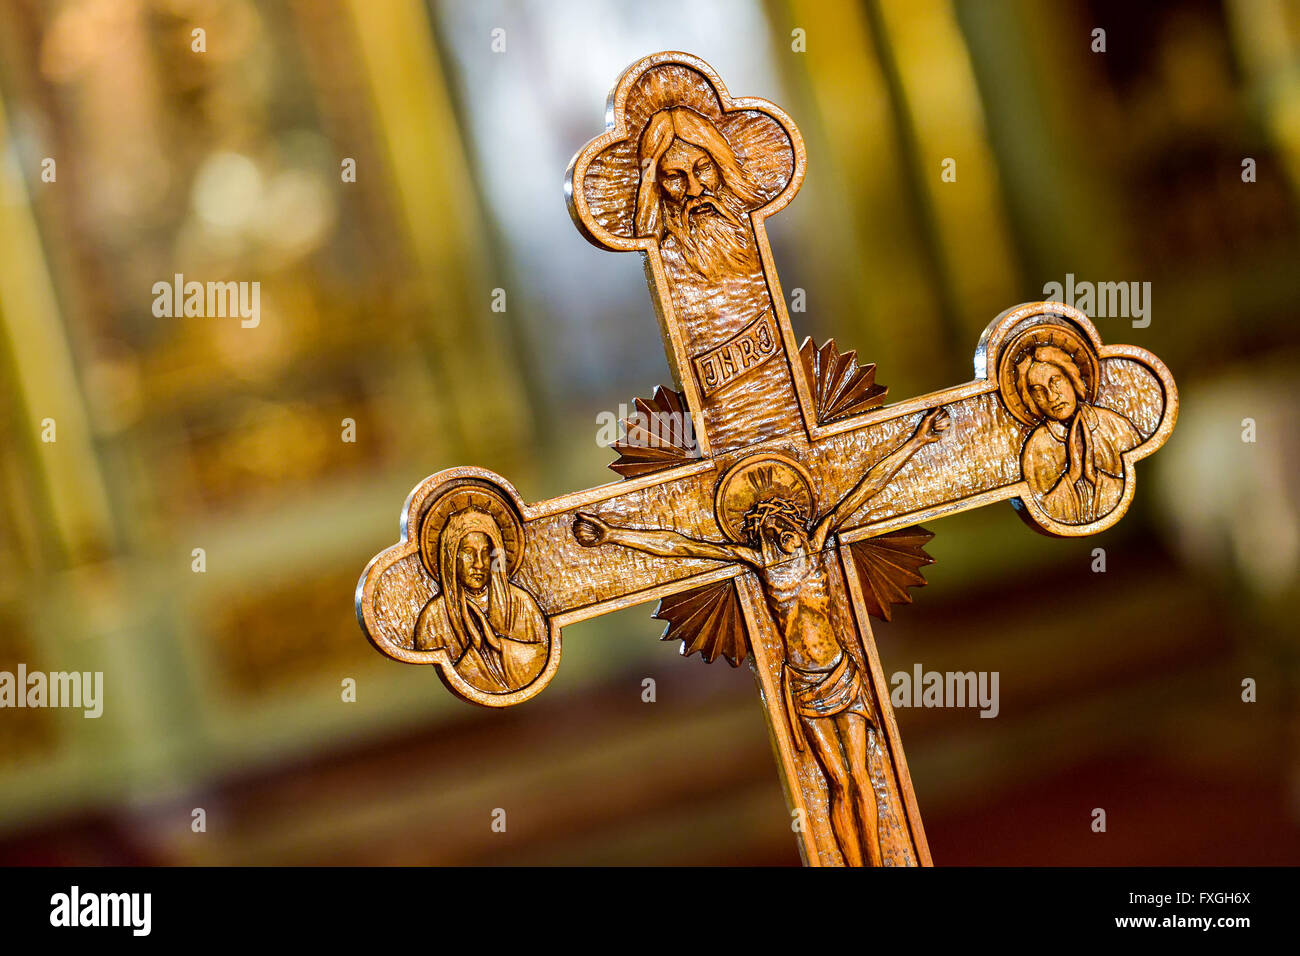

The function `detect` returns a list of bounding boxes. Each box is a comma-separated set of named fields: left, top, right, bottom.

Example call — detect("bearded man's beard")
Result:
left=662, top=190, right=758, bottom=280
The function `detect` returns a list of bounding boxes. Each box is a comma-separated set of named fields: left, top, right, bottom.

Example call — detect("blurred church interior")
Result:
left=0, top=0, right=1297, bottom=863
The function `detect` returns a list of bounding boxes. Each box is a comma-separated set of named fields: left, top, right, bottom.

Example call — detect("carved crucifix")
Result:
left=356, top=52, right=1178, bottom=866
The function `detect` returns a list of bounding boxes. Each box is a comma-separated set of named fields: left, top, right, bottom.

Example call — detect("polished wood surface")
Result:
left=357, top=52, right=1178, bottom=866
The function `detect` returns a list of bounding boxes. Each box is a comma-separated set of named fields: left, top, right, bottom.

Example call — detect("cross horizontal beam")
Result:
left=358, top=303, right=1175, bottom=705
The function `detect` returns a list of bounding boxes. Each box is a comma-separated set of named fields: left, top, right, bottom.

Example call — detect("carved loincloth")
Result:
left=783, top=652, right=875, bottom=751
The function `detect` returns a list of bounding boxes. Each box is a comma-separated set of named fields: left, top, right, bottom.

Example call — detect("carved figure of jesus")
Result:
left=573, top=407, right=950, bottom=865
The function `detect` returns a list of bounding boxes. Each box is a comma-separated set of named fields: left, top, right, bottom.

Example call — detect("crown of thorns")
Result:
left=740, top=497, right=808, bottom=543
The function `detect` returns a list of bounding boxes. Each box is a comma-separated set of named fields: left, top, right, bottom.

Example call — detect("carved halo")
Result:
left=417, top=483, right=525, bottom=585
left=714, top=453, right=815, bottom=544
left=997, top=323, right=1100, bottom=427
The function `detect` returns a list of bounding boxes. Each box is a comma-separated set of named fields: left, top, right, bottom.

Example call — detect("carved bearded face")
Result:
left=761, top=515, right=809, bottom=558
left=635, top=109, right=762, bottom=280
left=743, top=498, right=811, bottom=562
left=656, top=140, right=754, bottom=279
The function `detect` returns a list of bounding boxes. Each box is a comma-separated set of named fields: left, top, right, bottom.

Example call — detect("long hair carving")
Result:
left=634, top=108, right=761, bottom=239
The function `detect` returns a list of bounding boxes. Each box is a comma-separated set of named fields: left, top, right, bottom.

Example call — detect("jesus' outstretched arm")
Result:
left=810, top=407, right=951, bottom=551
left=573, top=512, right=758, bottom=566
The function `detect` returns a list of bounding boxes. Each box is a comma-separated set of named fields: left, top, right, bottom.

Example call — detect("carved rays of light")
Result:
left=848, top=527, right=936, bottom=623
left=639, top=65, right=692, bottom=117
left=742, top=464, right=811, bottom=520
left=799, top=337, right=887, bottom=425
left=652, top=579, right=747, bottom=666
left=608, top=385, right=701, bottom=478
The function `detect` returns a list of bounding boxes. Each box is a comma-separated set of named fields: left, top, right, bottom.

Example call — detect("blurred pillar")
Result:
left=340, top=0, right=529, bottom=465
left=0, top=92, right=116, bottom=565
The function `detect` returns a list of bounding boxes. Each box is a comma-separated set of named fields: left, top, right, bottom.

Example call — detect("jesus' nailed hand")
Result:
left=572, top=406, right=949, bottom=867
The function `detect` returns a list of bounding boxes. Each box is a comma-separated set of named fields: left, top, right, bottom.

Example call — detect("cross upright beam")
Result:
left=566, top=52, right=818, bottom=455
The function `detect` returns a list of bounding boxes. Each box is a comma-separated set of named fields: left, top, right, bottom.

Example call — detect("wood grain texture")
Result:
left=357, top=52, right=1179, bottom=866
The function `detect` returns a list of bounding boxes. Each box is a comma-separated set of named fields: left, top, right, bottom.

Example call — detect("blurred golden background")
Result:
left=0, top=0, right=1297, bottom=864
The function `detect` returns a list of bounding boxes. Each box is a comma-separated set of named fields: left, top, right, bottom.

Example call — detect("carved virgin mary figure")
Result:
left=414, top=492, right=548, bottom=694
left=1001, top=325, right=1142, bottom=525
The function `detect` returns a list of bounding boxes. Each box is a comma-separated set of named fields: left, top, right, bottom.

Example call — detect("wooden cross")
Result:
left=356, top=52, right=1178, bottom=866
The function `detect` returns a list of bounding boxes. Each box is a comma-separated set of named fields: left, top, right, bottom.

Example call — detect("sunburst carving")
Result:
left=652, top=579, right=747, bottom=666
left=799, top=337, right=887, bottom=424
left=609, top=385, right=700, bottom=478
left=847, top=526, right=935, bottom=622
